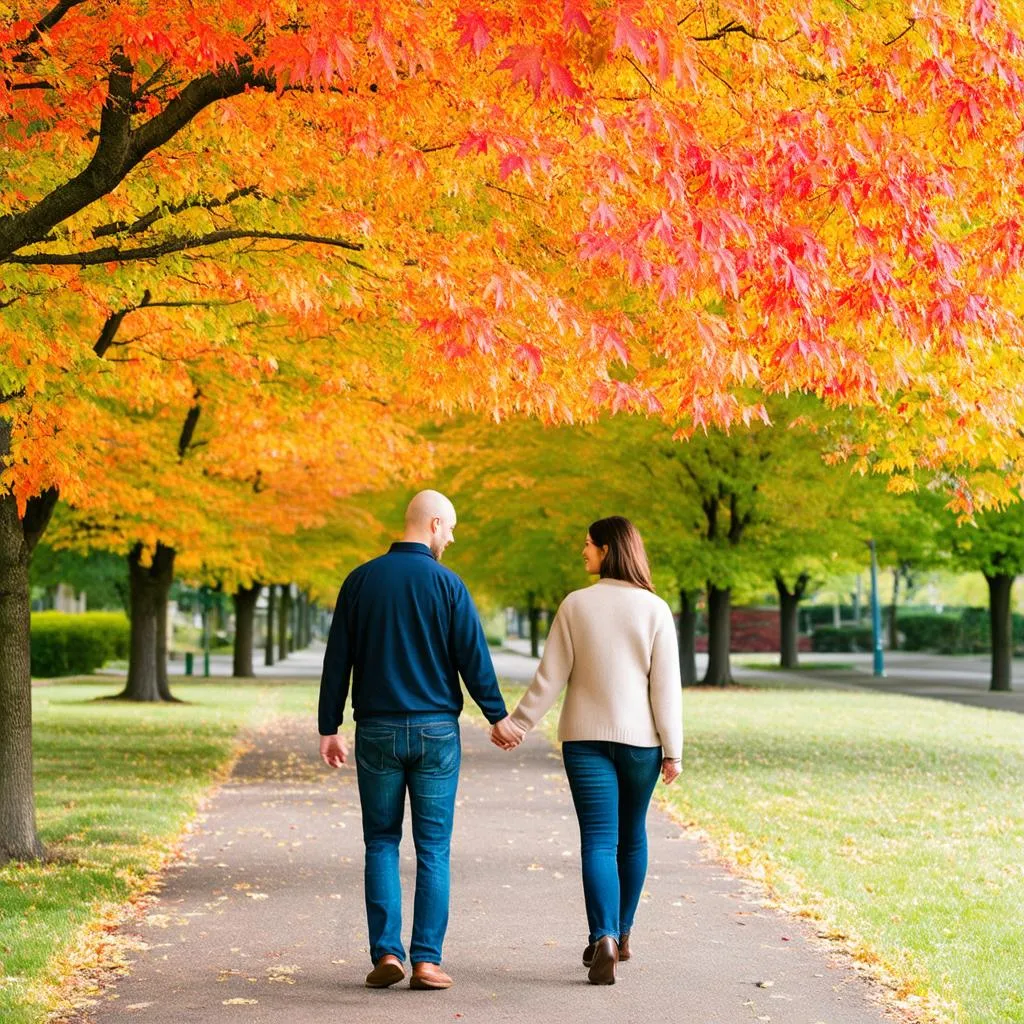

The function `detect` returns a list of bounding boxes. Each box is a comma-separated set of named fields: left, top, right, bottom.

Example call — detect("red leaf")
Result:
left=455, top=11, right=491, bottom=56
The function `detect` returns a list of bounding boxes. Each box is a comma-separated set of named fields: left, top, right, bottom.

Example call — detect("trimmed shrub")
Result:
left=810, top=625, right=874, bottom=653
left=31, top=612, right=130, bottom=677
left=898, top=613, right=963, bottom=653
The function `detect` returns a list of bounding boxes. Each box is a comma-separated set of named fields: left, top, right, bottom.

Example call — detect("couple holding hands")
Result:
left=318, top=490, right=682, bottom=990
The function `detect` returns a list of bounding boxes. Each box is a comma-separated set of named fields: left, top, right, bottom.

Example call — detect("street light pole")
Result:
left=868, top=539, right=886, bottom=678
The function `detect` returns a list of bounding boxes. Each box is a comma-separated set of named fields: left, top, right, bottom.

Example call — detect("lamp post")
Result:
left=867, top=539, right=886, bottom=678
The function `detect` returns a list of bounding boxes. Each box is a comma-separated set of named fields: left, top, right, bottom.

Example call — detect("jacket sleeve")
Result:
left=318, top=579, right=353, bottom=735
left=510, top=602, right=573, bottom=732
left=649, top=601, right=683, bottom=760
left=451, top=581, right=508, bottom=724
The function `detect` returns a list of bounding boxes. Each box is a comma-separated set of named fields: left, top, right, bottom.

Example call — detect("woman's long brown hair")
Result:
left=588, top=516, right=655, bottom=593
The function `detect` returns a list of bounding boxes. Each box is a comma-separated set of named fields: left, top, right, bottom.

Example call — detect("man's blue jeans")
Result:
left=354, top=713, right=461, bottom=965
left=562, top=740, right=662, bottom=945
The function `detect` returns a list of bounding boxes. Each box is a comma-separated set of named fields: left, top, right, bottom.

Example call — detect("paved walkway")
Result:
left=77, top=716, right=894, bottom=1024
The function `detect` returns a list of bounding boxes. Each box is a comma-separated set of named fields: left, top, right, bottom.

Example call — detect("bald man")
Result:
left=318, top=490, right=511, bottom=991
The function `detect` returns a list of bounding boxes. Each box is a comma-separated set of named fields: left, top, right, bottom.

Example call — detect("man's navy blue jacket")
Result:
left=318, top=542, right=507, bottom=734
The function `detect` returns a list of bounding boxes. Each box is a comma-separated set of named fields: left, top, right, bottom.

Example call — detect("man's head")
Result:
left=403, top=489, right=457, bottom=560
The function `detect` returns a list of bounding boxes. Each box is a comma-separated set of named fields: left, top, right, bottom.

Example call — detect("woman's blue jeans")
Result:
left=354, top=714, right=461, bottom=965
left=562, top=740, right=662, bottom=944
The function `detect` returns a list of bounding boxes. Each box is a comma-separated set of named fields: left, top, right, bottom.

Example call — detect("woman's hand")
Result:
left=661, top=757, right=681, bottom=785
left=491, top=715, right=526, bottom=751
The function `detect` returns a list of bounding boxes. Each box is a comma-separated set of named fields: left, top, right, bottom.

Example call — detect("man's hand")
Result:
left=661, top=757, right=681, bottom=785
left=320, top=734, right=349, bottom=768
left=490, top=715, right=526, bottom=751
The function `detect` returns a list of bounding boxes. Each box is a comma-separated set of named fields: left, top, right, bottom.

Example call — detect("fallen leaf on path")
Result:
left=222, top=998, right=258, bottom=1005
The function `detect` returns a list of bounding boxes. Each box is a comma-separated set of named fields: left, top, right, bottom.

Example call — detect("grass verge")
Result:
left=0, top=679, right=319, bottom=1024
left=493, top=682, right=1024, bottom=1024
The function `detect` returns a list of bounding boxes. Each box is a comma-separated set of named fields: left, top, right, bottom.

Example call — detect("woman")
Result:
left=492, top=516, right=683, bottom=985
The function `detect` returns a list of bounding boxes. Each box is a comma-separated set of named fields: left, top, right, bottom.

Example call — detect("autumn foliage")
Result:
left=3, top=0, right=1024, bottom=858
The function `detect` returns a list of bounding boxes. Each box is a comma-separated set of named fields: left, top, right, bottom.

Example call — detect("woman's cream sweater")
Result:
left=510, top=578, right=683, bottom=759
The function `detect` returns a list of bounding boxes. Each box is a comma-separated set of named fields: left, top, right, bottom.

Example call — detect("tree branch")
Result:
left=90, top=185, right=262, bottom=240
left=94, top=290, right=150, bottom=356
left=177, top=396, right=202, bottom=460
left=0, top=59, right=278, bottom=258
left=884, top=19, right=916, bottom=45
left=6, top=228, right=363, bottom=265
left=16, top=0, right=88, bottom=48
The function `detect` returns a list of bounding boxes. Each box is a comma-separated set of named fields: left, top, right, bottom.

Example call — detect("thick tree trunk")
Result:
left=0, top=496, right=43, bottom=862
left=702, top=583, right=733, bottom=686
left=677, top=588, right=698, bottom=687
left=985, top=572, right=1015, bottom=693
left=888, top=568, right=901, bottom=651
left=119, top=543, right=176, bottom=701
left=778, top=592, right=800, bottom=670
left=775, top=572, right=809, bottom=670
left=232, top=583, right=261, bottom=677
left=278, top=584, right=291, bottom=661
left=265, top=585, right=276, bottom=667
left=155, top=565, right=177, bottom=701
left=528, top=593, right=541, bottom=658
left=299, top=591, right=310, bottom=648
left=0, top=416, right=58, bottom=862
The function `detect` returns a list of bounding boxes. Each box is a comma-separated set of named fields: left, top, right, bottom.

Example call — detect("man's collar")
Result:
left=388, top=541, right=435, bottom=558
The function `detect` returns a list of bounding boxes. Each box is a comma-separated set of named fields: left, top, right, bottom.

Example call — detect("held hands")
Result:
left=319, top=734, right=349, bottom=768
left=491, top=715, right=526, bottom=751
left=661, top=757, right=681, bottom=785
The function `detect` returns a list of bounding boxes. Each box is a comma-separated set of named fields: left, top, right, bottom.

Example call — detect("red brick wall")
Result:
left=693, top=606, right=811, bottom=653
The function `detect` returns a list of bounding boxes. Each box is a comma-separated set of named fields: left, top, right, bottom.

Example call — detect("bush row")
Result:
left=31, top=612, right=130, bottom=677
left=810, top=626, right=876, bottom=653
left=811, top=609, right=1024, bottom=654
left=898, top=609, right=1024, bottom=654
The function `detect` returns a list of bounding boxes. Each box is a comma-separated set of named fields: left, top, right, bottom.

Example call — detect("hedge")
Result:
left=897, top=608, right=1024, bottom=654
left=810, top=625, right=875, bottom=653
left=31, top=612, right=130, bottom=678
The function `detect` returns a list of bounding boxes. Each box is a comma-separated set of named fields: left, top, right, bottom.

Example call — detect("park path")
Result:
left=72, top=714, right=898, bottom=1024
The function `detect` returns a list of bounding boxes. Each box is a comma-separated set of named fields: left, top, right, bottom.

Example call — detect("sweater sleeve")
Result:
left=510, top=602, right=573, bottom=732
left=451, top=580, right=508, bottom=724
left=318, top=579, right=353, bottom=735
left=649, top=602, right=683, bottom=759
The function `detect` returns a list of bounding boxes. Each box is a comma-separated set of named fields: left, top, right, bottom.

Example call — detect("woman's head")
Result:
left=583, top=516, right=655, bottom=592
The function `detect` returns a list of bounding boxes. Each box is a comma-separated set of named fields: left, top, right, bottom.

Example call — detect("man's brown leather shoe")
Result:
left=584, top=932, right=630, bottom=967
left=365, top=954, right=405, bottom=988
left=410, top=962, right=453, bottom=990
left=587, top=936, right=618, bottom=985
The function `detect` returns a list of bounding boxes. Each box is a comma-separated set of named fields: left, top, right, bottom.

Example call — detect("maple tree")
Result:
left=2, top=0, right=1024, bottom=867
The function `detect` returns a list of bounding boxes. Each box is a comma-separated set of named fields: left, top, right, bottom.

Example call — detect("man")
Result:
left=318, top=489, right=511, bottom=991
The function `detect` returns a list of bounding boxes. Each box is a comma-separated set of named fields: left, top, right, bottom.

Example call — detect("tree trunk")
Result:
left=985, top=572, right=1015, bottom=693
left=774, top=572, right=810, bottom=670
left=118, top=543, right=176, bottom=701
left=0, top=417, right=58, bottom=862
left=528, top=592, right=541, bottom=658
left=300, top=591, right=311, bottom=647
left=278, top=584, right=291, bottom=661
left=232, top=583, right=261, bottom=677
left=702, top=583, right=733, bottom=686
left=0, top=497, right=44, bottom=861
left=888, top=567, right=900, bottom=651
left=155, top=562, right=177, bottom=701
left=677, top=588, right=698, bottom=687
left=265, top=585, right=276, bottom=667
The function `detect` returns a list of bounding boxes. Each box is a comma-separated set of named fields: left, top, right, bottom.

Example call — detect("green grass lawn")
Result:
left=0, top=679, right=319, bottom=1024
left=495, top=682, right=1024, bottom=1024
left=7, top=679, right=1022, bottom=1024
